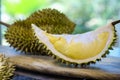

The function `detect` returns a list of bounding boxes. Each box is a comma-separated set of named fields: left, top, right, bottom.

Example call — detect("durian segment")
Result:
left=0, top=54, right=15, bottom=80
left=32, top=23, right=115, bottom=64
left=48, top=32, right=109, bottom=60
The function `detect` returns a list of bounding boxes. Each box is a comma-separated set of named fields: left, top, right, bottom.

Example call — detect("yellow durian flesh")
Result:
left=32, top=22, right=115, bottom=64
left=50, top=32, right=109, bottom=60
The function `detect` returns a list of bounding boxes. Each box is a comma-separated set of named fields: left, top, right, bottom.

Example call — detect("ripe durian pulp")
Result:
left=32, top=20, right=119, bottom=64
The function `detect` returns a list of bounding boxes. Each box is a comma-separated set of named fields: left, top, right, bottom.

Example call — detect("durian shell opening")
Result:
left=32, top=22, right=116, bottom=64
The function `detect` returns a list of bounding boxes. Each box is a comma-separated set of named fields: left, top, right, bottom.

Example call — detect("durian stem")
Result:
left=112, top=20, right=120, bottom=26
left=0, top=21, right=10, bottom=27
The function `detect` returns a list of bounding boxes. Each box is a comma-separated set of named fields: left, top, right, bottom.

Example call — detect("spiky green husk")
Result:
left=5, top=8, right=75, bottom=54
left=26, top=8, right=75, bottom=34
left=32, top=23, right=117, bottom=67
left=5, top=21, right=47, bottom=54
left=0, top=54, right=15, bottom=80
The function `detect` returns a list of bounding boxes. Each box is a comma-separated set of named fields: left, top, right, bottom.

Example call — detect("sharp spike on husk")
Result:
left=105, top=50, right=110, bottom=54
left=102, top=54, right=107, bottom=58
left=109, top=47, right=113, bottom=50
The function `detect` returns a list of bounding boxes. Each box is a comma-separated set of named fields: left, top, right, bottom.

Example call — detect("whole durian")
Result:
left=0, top=54, right=15, bottom=80
left=5, top=20, right=47, bottom=54
left=4, top=8, right=75, bottom=54
left=26, top=8, right=75, bottom=34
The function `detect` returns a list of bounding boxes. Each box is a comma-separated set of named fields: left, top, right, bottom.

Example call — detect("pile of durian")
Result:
left=1, top=8, right=120, bottom=67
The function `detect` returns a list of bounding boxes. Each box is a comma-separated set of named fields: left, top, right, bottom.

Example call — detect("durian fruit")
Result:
left=26, top=8, right=75, bottom=34
left=0, top=54, right=15, bottom=80
left=5, top=9, right=75, bottom=54
left=4, top=8, right=75, bottom=54
left=5, top=20, right=44, bottom=54
left=32, top=20, right=120, bottom=66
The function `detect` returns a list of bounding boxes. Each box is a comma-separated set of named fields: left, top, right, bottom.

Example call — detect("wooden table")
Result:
left=0, top=46, right=120, bottom=80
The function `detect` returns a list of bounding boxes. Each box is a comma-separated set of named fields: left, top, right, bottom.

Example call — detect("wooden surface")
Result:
left=0, top=46, right=120, bottom=80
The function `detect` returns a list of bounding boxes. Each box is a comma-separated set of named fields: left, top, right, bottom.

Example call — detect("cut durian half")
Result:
left=32, top=20, right=119, bottom=65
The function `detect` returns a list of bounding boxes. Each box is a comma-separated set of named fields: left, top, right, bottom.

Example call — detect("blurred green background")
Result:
left=1, top=0, right=120, bottom=45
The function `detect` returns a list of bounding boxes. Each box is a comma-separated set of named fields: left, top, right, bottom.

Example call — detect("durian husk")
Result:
left=5, top=8, right=75, bottom=54
left=5, top=20, right=46, bottom=54
left=32, top=20, right=120, bottom=67
left=26, top=8, right=75, bottom=34
left=0, top=54, right=15, bottom=80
